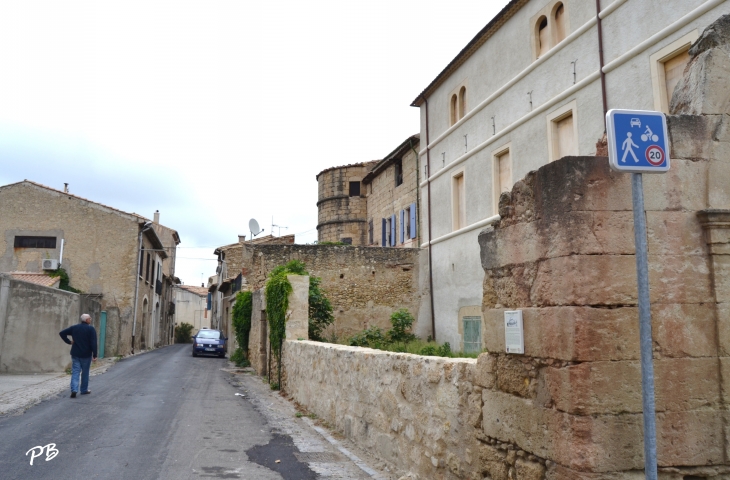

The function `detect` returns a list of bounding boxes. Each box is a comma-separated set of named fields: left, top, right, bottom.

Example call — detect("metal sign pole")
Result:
left=631, top=172, right=658, bottom=478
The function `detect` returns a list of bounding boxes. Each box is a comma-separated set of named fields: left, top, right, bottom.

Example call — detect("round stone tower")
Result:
left=316, top=161, right=377, bottom=246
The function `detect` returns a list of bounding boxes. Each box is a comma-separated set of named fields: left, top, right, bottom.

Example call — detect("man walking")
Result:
left=59, top=314, right=98, bottom=398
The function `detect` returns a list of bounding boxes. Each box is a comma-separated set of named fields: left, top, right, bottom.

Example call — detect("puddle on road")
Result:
left=245, top=433, right=317, bottom=480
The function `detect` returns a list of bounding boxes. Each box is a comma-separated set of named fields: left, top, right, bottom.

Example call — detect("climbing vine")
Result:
left=265, top=259, right=334, bottom=388
left=231, top=290, right=253, bottom=365
left=48, top=268, right=82, bottom=293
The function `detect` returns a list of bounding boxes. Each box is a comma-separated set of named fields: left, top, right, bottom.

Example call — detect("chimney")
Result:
left=238, top=235, right=246, bottom=243
left=153, top=210, right=160, bottom=224
left=63, top=183, right=69, bottom=193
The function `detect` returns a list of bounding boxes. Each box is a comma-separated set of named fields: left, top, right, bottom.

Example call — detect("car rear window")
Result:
left=196, top=330, right=221, bottom=339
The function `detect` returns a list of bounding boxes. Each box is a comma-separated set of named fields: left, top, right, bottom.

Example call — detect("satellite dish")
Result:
left=249, top=218, right=262, bottom=236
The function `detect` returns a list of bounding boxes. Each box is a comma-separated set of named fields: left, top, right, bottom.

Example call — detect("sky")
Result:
left=0, top=0, right=508, bottom=286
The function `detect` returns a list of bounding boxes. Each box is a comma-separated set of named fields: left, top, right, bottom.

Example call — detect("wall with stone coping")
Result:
left=283, top=340, right=484, bottom=480
left=240, top=244, right=424, bottom=340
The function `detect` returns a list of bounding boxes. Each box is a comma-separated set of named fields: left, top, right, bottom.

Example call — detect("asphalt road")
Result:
left=0, top=344, right=316, bottom=480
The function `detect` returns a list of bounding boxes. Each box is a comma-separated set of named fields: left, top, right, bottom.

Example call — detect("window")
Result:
left=463, top=316, right=482, bottom=354
left=146, top=252, right=151, bottom=283
left=553, top=3, right=566, bottom=44
left=452, top=171, right=466, bottom=231
left=459, top=86, right=466, bottom=120
left=381, top=218, right=388, bottom=246
left=448, top=84, right=467, bottom=126
left=341, top=237, right=352, bottom=245
left=492, top=145, right=512, bottom=215
left=537, top=17, right=549, bottom=57
left=649, top=31, right=698, bottom=113
left=349, top=181, right=361, bottom=197
left=547, top=100, right=578, bottom=162
left=450, top=94, right=458, bottom=125
left=139, top=246, right=145, bottom=276
left=14, top=236, right=56, bottom=248
left=369, top=219, right=374, bottom=245
left=394, top=159, right=403, bottom=187
left=400, top=209, right=406, bottom=244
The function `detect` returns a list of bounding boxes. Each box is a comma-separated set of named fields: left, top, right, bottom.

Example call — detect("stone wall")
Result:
left=317, top=162, right=377, bottom=245
left=0, top=275, right=101, bottom=373
left=240, top=244, right=423, bottom=340
left=283, top=340, right=482, bottom=480
left=365, top=139, right=420, bottom=248
left=476, top=153, right=729, bottom=476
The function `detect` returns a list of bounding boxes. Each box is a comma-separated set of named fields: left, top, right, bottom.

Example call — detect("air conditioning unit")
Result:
left=42, top=259, right=59, bottom=270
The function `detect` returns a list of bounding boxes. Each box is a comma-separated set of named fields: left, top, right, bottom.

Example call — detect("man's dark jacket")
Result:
left=59, top=323, right=98, bottom=358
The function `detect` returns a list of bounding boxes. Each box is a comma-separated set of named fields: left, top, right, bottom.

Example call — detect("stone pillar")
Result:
left=285, top=275, right=309, bottom=341
left=698, top=209, right=730, bottom=461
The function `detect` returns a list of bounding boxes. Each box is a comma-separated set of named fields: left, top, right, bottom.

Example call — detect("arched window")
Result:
left=537, top=17, right=549, bottom=57
left=458, top=86, right=466, bottom=120
left=554, top=3, right=566, bottom=44
left=450, top=94, right=458, bottom=125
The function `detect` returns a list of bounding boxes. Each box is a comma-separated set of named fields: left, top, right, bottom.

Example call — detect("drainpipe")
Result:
left=596, top=0, right=609, bottom=126
left=420, top=95, right=437, bottom=342
left=132, top=221, right=153, bottom=354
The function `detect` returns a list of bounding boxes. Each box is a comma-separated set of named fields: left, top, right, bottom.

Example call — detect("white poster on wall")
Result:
left=504, top=310, right=524, bottom=354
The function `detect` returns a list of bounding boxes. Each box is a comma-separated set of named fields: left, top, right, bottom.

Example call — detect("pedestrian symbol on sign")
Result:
left=621, top=132, right=640, bottom=163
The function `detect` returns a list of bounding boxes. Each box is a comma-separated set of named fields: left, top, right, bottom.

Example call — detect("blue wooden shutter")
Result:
left=381, top=218, right=386, bottom=246
left=390, top=214, right=396, bottom=246
left=410, top=203, right=417, bottom=239
left=400, top=210, right=405, bottom=243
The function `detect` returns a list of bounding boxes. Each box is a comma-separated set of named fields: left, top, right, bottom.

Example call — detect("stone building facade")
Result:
left=0, top=180, right=180, bottom=355
left=174, top=285, right=209, bottom=331
left=316, top=161, right=377, bottom=245
left=363, top=135, right=421, bottom=248
left=413, top=0, right=730, bottom=350
left=316, top=135, right=421, bottom=248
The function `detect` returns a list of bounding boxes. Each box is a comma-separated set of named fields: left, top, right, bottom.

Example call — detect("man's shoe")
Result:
left=81, top=391, right=91, bottom=395
left=70, top=392, right=77, bottom=398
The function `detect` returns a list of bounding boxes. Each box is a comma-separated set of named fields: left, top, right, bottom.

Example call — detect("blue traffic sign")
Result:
left=606, top=109, right=670, bottom=173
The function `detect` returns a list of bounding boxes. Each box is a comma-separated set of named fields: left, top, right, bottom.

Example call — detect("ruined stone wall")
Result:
left=317, top=162, right=377, bottom=245
left=366, top=145, right=420, bottom=248
left=476, top=150, right=728, bottom=476
left=241, top=244, right=422, bottom=340
left=283, top=340, right=483, bottom=480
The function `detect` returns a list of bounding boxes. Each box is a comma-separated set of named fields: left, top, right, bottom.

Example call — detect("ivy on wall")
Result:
left=48, top=268, right=82, bottom=293
left=265, top=259, right=334, bottom=388
left=231, top=290, right=253, bottom=359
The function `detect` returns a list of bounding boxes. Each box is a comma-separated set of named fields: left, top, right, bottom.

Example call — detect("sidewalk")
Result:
left=0, top=357, right=118, bottom=416
left=225, top=364, right=401, bottom=480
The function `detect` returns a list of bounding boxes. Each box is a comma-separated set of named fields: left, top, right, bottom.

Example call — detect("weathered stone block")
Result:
left=541, top=358, right=720, bottom=415
left=496, top=355, right=531, bottom=398
left=671, top=48, right=730, bottom=115
left=515, top=458, right=545, bottom=480
left=708, top=156, right=730, bottom=209
left=642, top=159, right=708, bottom=212
left=645, top=211, right=706, bottom=256
left=668, top=115, right=720, bottom=159
left=474, top=353, right=496, bottom=389
left=656, top=410, right=725, bottom=465
left=484, top=304, right=716, bottom=361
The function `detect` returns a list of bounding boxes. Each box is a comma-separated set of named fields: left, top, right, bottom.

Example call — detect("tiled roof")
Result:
left=177, top=285, right=209, bottom=297
left=8, top=272, right=61, bottom=288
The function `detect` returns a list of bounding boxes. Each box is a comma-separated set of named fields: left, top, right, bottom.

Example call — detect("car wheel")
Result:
left=218, top=352, right=225, bottom=358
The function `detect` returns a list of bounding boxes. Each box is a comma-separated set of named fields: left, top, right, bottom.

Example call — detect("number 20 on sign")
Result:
left=606, top=109, right=670, bottom=173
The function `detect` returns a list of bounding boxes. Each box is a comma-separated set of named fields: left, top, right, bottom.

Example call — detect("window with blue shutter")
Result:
left=390, top=214, right=396, bottom=246
left=410, top=203, right=417, bottom=239
left=381, top=218, right=387, bottom=246
left=207, top=292, right=212, bottom=311
left=400, top=210, right=405, bottom=243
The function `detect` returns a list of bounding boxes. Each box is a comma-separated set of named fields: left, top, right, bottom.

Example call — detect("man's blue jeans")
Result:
left=70, top=356, right=92, bottom=393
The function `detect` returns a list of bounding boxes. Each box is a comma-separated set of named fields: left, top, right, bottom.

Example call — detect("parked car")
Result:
left=191, top=328, right=227, bottom=358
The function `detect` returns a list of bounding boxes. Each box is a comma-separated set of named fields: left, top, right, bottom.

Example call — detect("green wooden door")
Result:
left=463, top=316, right=481, bottom=354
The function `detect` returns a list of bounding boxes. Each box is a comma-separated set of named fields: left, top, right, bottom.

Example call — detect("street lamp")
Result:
left=132, top=221, right=153, bottom=354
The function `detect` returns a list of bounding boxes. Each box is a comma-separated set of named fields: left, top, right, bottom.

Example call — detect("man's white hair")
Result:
left=80, top=314, right=92, bottom=322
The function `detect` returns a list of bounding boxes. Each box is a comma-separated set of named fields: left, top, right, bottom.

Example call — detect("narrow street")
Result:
left=0, top=345, right=388, bottom=480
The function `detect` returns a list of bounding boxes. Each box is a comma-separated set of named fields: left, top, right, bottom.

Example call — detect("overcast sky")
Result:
left=0, top=0, right=508, bottom=286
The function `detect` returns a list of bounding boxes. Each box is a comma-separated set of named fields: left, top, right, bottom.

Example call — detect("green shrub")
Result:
left=232, top=291, right=253, bottom=357
left=387, top=309, right=416, bottom=344
left=174, top=322, right=194, bottom=343
left=48, top=268, right=82, bottom=293
left=308, top=276, right=334, bottom=341
left=349, top=326, right=386, bottom=349
left=229, top=347, right=250, bottom=367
